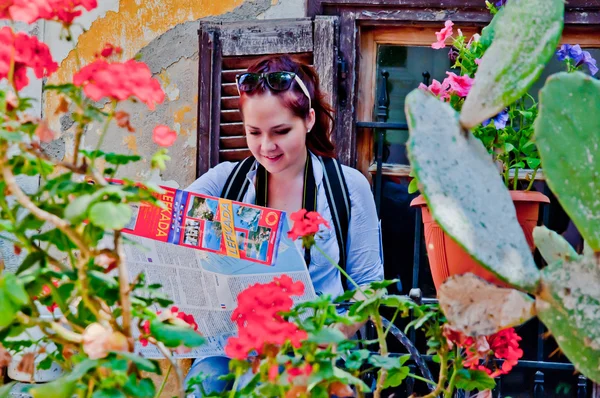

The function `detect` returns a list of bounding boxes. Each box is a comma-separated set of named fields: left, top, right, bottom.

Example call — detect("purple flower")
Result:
left=448, top=46, right=460, bottom=63
left=495, top=0, right=507, bottom=6
left=579, top=50, right=599, bottom=76
left=556, top=44, right=598, bottom=76
left=556, top=44, right=583, bottom=62
left=482, top=108, right=509, bottom=130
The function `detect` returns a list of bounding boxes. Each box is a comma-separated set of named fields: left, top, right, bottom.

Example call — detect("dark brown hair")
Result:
left=238, top=55, right=336, bottom=158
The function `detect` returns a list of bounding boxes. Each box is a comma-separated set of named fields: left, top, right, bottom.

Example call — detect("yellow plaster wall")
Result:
left=45, top=0, right=246, bottom=119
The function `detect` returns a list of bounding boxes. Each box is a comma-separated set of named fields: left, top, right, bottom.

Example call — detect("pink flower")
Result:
left=475, top=58, right=482, bottom=65
left=432, top=20, right=454, bottom=49
left=0, top=27, right=58, bottom=91
left=152, top=125, right=177, bottom=147
left=0, top=0, right=97, bottom=24
left=442, top=72, right=474, bottom=97
left=73, top=59, right=165, bottom=109
left=418, top=79, right=449, bottom=101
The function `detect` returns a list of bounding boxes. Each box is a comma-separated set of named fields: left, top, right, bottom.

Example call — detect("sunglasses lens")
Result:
left=237, top=73, right=261, bottom=92
left=266, top=72, right=294, bottom=91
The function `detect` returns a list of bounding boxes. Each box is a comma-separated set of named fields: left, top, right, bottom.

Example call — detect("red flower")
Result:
left=139, top=320, right=151, bottom=347
left=73, top=59, right=165, bottom=110
left=35, top=280, right=60, bottom=313
left=487, top=328, right=523, bottom=377
left=152, top=125, right=177, bottom=147
left=287, top=363, right=313, bottom=383
left=99, top=43, right=122, bottom=58
left=432, top=20, right=454, bottom=49
left=225, top=276, right=307, bottom=360
left=0, top=27, right=58, bottom=91
left=287, top=209, right=330, bottom=243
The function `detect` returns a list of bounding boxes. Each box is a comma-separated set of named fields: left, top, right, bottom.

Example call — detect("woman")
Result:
left=185, top=55, right=383, bottom=395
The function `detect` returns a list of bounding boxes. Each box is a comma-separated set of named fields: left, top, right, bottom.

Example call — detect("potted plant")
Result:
left=409, top=1, right=598, bottom=289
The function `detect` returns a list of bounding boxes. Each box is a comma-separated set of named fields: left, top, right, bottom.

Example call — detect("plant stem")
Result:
left=0, top=149, right=92, bottom=258
left=314, top=244, right=365, bottom=297
left=152, top=339, right=184, bottom=398
left=229, top=367, right=243, bottom=398
left=372, top=311, right=388, bottom=398
left=406, top=373, right=438, bottom=387
left=420, top=350, right=448, bottom=398
left=114, top=231, right=132, bottom=342
left=444, top=355, right=459, bottom=398
left=90, top=101, right=117, bottom=170
left=155, top=364, right=172, bottom=398
left=383, top=308, right=400, bottom=340
left=526, top=166, right=540, bottom=191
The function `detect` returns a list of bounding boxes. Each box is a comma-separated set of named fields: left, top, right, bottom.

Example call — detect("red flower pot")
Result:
left=410, top=191, right=550, bottom=289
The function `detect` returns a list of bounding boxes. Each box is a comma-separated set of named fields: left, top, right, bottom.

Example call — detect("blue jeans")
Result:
left=184, top=356, right=253, bottom=397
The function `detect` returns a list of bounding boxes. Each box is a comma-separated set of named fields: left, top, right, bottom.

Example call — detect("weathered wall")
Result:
left=2, top=0, right=306, bottom=273
left=44, top=0, right=307, bottom=189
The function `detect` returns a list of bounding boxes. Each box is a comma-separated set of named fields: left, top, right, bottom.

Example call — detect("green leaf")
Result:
left=89, top=202, right=132, bottom=230
left=151, top=148, right=171, bottom=170
left=533, top=226, right=580, bottom=265
left=3, top=273, right=29, bottom=306
left=16, top=251, right=45, bottom=274
left=537, top=256, right=600, bottom=383
left=408, top=177, right=419, bottom=194
left=0, top=382, right=16, bottom=398
left=461, top=0, right=564, bottom=128
left=380, top=295, right=412, bottom=310
left=454, top=369, right=496, bottom=391
left=28, top=378, right=77, bottom=398
left=405, top=89, right=540, bottom=292
left=105, top=153, right=142, bottom=166
left=367, top=279, right=398, bottom=290
left=535, top=72, right=600, bottom=250
left=64, top=194, right=94, bottom=223
left=369, top=354, right=409, bottom=370
left=479, top=6, right=503, bottom=50
left=33, top=229, right=77, bottom=251
left=0, top=288, right=18, bottom=329
left=123, top=375, right=156, bottom=398
left=344, top=349, right=370, bottom=371
left=92, top=389, right=126, bottom=398
left=150, top=321, right=206, bottom=348
left=439, top=274, right=535, bottom=336
left=89, top=271, right=119, bottom=289
left=383, top=366, right=410, bottom=389
left=332, top=367, right=371, bottom=392
left=117, top=351, right=160, bottom=373
left=308, top=327, right=347, bottom=345
left=504, top=143, right=515, bottom=153
left=0, top=219, right=14, bottom=233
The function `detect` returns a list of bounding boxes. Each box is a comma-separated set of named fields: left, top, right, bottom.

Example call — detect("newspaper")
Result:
left=111, top=183, right=316, bottom=358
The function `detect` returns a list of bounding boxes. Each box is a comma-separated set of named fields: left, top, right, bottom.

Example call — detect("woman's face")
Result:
left=241, top=92, right=315, bottom=176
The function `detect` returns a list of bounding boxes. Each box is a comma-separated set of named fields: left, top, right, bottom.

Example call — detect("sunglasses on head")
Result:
left=235, top=71, right=312, bottom=110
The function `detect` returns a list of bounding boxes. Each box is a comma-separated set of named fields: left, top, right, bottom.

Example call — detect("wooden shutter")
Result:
left=197, top=17, right=339, bottom=177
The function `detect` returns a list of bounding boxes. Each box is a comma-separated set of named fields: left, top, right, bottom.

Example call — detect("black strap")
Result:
left=220, top=156, right=255, bottom=201
left=319, top=156, right=351, bottom=290
left=220, top=154, right=351, bottom=290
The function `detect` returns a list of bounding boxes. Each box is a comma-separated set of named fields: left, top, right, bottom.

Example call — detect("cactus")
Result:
left=460, top=0, right=564, bottom=128
left=537, top=257, right=600, bottom=383
left=407, top=0, right=600, bottom=385
left=438, top=274, right=535, bottom=337
left=535, top=72, right=600, bottom=250
left=532, top=226, right=580, bottom=264
left=405, top=89, right=540, bottom=293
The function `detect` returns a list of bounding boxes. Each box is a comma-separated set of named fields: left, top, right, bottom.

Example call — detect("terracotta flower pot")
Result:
left=410, top=191, right=550, bottom=290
